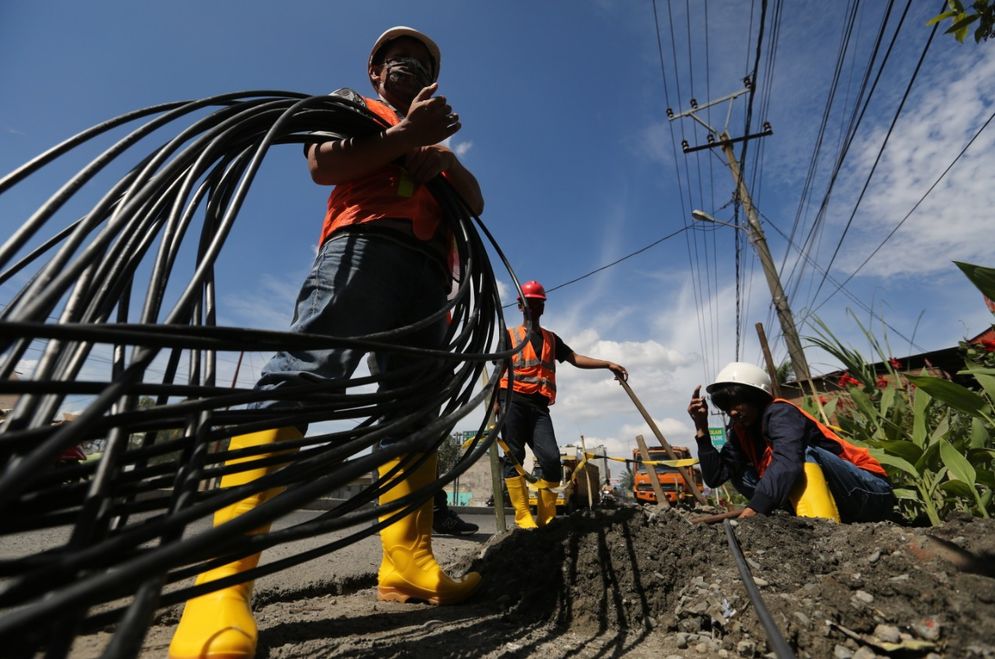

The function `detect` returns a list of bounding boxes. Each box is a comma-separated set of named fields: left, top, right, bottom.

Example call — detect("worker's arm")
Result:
left=565, top=353, right=628, bottom=381
left=689, top=385, right=739, bottom=489
left=307, top=83, right=458, bottom=186
left=404, top=145, right=484, bottom=215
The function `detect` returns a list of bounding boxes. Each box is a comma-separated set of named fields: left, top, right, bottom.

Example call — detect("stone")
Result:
left=873, top=624, right=900, bottom=643
left=868, top=549, right=881, bottom=563
left=754, top=577, right=770, bottom=587
left=737, top=639, right=757, bottom=656
left=854, top=590, right=874, bottom=604
left=794, top=611, right=811, bottom=626
left=913, top=616, right=941, bottom=641
left=833, top=645, right=854, bottom=659
left=852, top=648, right=877, bottom=659
left=695, top=642, right=709, bottom=653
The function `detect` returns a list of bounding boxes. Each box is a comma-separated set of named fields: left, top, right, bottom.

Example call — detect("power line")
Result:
left=804, top=107, right=995, bottom=317
left=786, top=1, right=910, bottom=308
left=545, top=227, right=690, bottom=296
left=805, top=13, right=939, bottom=309
left=653, top=0, right=713, bottom=379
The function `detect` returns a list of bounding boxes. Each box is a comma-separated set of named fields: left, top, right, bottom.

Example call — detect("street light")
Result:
left=691, top=209, right=740, bottom=230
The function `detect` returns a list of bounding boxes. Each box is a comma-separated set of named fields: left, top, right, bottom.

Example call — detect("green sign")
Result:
left=708, top=426, right=727, bottom=450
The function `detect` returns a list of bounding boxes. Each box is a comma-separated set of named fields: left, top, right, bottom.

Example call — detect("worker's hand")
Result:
left=404, top=145, right=455, bottom=185
left=399, top=83, right=460, bottom=147
left=738, top=507, right=758, bottom=519
left=607, top=362, right=628, bottom=382
left=687, top=385, right=709, bottom=430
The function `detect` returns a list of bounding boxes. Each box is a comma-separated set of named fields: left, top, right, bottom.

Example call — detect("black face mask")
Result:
left=383, top=56, right=433, bottom=90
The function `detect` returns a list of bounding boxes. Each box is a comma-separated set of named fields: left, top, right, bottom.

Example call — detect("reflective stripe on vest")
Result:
left=318, top=97, right=442, bottom=246
left=499, top=325, right=557, bottom=405
left=732, top=398, right=888, bottom=478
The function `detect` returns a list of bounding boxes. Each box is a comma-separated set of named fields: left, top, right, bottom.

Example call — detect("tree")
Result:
left=929, top=0, right=995, bottom=43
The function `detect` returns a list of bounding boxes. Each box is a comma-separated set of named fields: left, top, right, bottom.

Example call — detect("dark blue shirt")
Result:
left=696, top=401, right=848, bottom=514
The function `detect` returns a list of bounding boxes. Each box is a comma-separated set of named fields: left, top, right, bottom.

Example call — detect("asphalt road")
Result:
left=0, top=507, right=505, bottom=601
left=251, top=507, right=502, bottom=593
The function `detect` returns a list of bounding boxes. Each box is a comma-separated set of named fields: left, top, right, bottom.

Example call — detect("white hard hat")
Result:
left=707, top=362, right=772, bottom=395
left=368, top=26, right=441, bottom=82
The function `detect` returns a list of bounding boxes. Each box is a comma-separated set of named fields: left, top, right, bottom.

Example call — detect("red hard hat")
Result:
left=520, top=280, right=547, bottom=300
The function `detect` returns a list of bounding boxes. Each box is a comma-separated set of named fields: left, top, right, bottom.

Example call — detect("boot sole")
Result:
left=377, top=580, right=480, bottom=606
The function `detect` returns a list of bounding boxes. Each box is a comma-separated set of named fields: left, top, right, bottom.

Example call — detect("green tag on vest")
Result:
left=397, top=171, right=414, bottom=198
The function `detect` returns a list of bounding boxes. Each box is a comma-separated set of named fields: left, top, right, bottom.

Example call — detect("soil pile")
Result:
left=76, top=506, right=995, bottom=658
left=458, top=506, right=995, bottom=658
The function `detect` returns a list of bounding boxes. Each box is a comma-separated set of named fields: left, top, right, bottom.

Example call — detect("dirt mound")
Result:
left=459, top=506, right=995, bottom=657
left=74, top=506, right=995, bottom=658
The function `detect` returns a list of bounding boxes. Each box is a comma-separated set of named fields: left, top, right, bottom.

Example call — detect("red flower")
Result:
left=980, top=338, right=995, bottom=353
left=889, top=358, right=901, bottom=369
left=818, top=396, right=828, bottom=405
left=876, top=376, right=888, bottom=389
left=837, top=373, right=860, bottom=388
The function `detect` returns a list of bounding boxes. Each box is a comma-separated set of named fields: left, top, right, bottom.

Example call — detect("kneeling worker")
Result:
left=499, top=280, right=627, bottom=529
left=687, top=362, right=895, bottom=522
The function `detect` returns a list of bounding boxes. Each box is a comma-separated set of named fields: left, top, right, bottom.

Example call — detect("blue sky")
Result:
left=2, top=1, right=993, bottom=477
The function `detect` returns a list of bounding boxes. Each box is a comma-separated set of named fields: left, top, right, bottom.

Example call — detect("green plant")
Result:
left=928, top=0, right=995, bottom=43
left=802, top=262, right=995, bottom=525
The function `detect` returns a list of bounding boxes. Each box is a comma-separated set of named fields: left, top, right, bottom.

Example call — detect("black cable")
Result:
left=724, top=520, right=796, bottom=659
left=0, top=91, right=519, bottom=653
left=544, top=227, right=689, bottom=295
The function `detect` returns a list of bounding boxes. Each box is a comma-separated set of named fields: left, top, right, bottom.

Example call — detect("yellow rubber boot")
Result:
left=168, top=426, right=301, bottom=659
left=505, top=475, right=538, bottom=529
left=535, top=479, right=559, bottom=527
left=377, top=454, right=481, bottom=604
left=789, top=461, right=841, bottom=522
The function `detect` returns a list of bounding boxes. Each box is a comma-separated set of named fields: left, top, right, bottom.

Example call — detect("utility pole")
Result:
left=668, top=81, right=812, bottom=383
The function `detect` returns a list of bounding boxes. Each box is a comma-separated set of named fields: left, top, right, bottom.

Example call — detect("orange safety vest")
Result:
left=499, top=325, right=557, bottom=405
left=317, top=97, right=443, bottom=246
left=732, top=398, right=887, bottom=478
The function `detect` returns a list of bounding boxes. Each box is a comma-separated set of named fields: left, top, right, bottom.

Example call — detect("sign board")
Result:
left=708, top=426, right=727, bottom=450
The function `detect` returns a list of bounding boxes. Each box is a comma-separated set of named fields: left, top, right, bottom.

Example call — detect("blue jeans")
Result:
left=500, top=399, right=563, bottom=483
left=255, top=232, right=448, bottom=441
left=806, top=446, right=895, bottom=522
left=730, top=447, right=895, bottom=523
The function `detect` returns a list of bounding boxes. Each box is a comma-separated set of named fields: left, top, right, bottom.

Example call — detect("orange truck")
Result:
left=631, top=445, right=703, bottom=505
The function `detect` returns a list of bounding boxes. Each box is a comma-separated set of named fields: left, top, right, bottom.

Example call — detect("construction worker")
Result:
left=499, top=280, right=627, bottom=529
left=688, top=362, right=895, bottom=523
left=169, top=26, right=483, bottom=659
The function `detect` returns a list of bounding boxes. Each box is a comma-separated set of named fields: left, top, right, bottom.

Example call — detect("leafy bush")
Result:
left=802, top=262, right=995, bottom=525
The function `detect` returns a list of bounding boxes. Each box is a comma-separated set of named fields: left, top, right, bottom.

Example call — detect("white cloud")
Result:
left=453, top=140, right=473, bottom=158
left=829, top=46, right=995, bottom=278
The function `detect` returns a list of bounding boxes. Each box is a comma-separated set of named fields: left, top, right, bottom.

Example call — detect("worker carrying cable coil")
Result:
left=687, top=362, right=896, bottom=523
left=498, top=280, right=627, bottom=529
left=169, top=25, right=484, bottom=659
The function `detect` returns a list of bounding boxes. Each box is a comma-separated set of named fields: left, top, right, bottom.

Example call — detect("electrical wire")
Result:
left=803, top=106, right=995, bottom=318
left=785, top=1, right=910, bottom=310
left=653, top=0, right=713, bottom=380
left=804, top=12, right=940, bottom=311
